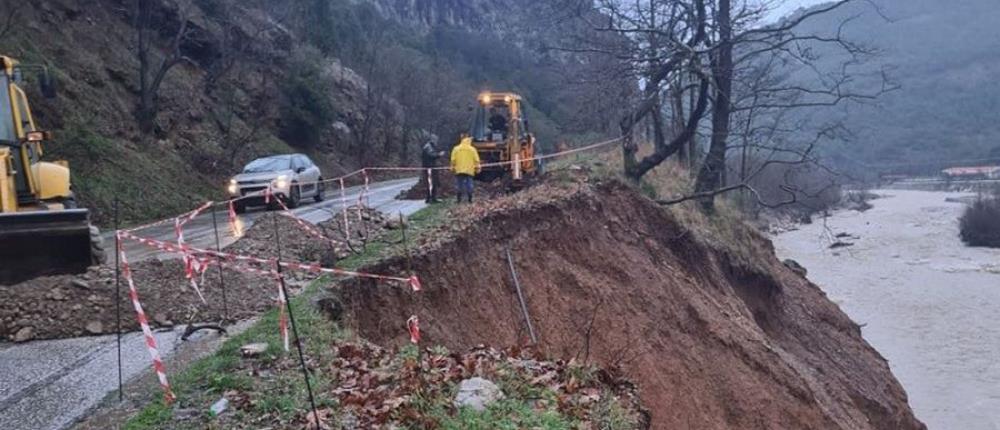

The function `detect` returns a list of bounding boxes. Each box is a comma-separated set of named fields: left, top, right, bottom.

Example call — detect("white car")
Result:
left=227, top=154, right=325, bottom=212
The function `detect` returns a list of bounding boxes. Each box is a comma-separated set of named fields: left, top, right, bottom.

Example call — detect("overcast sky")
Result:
left=767, top=0, right=831, bottom=21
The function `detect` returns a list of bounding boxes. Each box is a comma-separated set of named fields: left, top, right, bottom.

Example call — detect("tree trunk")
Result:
left=694, top=0, right=733, bottom=212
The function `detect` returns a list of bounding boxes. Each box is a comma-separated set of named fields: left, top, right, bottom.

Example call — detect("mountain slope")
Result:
left=0, top=0, right=619, bottom=224
left=786, top=0, right=1000, bottom=174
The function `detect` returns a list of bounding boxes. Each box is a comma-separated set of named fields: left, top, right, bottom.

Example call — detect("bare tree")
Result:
left=554, top=0, right=893, bottom=212
left=693, top=0, right=734, bottom=211
left=134, top=0, right=193, bottom=134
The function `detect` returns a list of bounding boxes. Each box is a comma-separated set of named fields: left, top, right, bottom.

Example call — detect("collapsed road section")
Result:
left=340, top=179, right=926, bottom=429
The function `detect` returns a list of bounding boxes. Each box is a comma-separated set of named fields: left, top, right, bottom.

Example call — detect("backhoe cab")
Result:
left=0, top=55, right=104, bottom=285
left=468, top=92, right=537, bottom=185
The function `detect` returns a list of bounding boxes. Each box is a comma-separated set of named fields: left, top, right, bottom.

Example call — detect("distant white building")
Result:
left=941, top=166, right=1000, bottom=179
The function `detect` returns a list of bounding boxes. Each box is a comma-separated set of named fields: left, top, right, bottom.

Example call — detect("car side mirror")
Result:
left=295, top=167, right=306, bottom=173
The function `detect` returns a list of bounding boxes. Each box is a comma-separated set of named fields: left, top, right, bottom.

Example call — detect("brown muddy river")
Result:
left=774, top=190, right=1000, bottom=430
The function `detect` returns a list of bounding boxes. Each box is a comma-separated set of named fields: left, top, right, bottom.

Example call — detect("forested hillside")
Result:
left=0, top=0, right=625, bottom=224
left=787, top=0, right=1000, bottom=175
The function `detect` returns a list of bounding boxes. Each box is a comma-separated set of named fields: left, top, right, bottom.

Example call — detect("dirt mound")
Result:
left=339, top=181, right=925, bottom=429
left=227, top=209, right=389, bottom=264
left=396, top=171, right=507, bottom=200
left=0, top=208, right=394, bottom=342
left=0, top=259, right=282, bottom=341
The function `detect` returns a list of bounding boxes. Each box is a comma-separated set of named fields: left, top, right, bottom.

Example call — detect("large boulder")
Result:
left=453, top=377, right=504, bottom=411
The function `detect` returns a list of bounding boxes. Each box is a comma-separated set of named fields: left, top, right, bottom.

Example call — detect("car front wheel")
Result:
left=286, top=183, right=301, bottom=209
left=314, top=178, right=325, bottom=202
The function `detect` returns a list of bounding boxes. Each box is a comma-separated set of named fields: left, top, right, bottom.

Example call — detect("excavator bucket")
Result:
left=0, top=208, right=94, bottom=285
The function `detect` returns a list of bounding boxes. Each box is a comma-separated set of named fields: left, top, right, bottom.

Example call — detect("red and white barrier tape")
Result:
left=118, top=231, right=422, bottom=290
left=120, top=136, right=622, bottom=240
left=117, top=233, right=175, bottom=404
left=227, top=200, right=243, bottom=236
left=275, top=272, right=289, bottom=352
left=362, top=170, right=371, bottom=207
left=339, top=178, right=350, bottom=240
left=426, top=169, right=434, bottom=198
left=274, top=197, right=338, bottom=248
left=174, top=218, right=207, bottom=304
left=407, top=315, right=420, bottom=344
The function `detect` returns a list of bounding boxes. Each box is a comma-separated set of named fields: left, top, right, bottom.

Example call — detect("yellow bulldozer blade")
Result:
left=0, top=209, right=95, bottom=285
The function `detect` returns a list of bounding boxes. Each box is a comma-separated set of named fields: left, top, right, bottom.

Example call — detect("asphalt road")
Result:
left=115, top=177, right=423, bottom=262
left=1, top=177, right=424, bottom=430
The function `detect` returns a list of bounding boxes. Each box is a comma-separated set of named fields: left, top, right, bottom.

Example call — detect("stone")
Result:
left=50, top=289, right=66, bottom=301
left=384, top=217, right=407, bottom=230
left=240, top=342, right=269, bottom=357
left=782, top=259, right=808, bottom=277
left=153, top=314, right=173, bottom=327
left=85, top=321, right=103, bottom=335
left=13, top=326, right=34, bottom=342
left=312, top=295, right=344, bottom=321
left=453, top=377, right=504, bottom=412
left=71, top=279, right=91, bottom=290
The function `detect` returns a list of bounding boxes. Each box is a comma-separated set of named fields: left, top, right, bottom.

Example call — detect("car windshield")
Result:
left=243, top=157, right=291, bottom=173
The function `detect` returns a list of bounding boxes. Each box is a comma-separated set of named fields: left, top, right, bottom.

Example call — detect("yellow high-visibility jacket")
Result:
left=450, top=137, right=481, bottom=176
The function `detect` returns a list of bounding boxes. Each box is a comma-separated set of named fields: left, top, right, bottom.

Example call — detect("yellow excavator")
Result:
left=468, top=92, right=537, bottom=186
left=0, top=55, right=104, bottom=285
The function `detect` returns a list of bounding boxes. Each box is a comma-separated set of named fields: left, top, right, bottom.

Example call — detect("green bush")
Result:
left=960, top=197, right=1000, bottom=247
left=278, top=51, right=336, bottom=148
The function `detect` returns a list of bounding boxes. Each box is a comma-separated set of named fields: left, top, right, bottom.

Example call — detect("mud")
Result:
left=0, top=260, right=279, bottom=341
left=340, top=180, right=924, bottom=429
left=396, top=170, right=507, bottom=200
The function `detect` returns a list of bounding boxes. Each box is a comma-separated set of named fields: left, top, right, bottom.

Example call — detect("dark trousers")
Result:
left=423, top=168, right=440, bottom=202
left=456, top=174, right=474, bottom=202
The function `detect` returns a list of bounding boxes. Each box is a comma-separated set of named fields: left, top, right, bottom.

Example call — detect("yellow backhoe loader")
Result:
left=0, top=55, right=104, bottom=285
left=468, top=92, right=537, bottom=186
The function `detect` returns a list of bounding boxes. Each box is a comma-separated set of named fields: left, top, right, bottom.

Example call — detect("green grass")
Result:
left=439, top=399, right=573, bottom=430
left=124, top=402, right=173, bottom=430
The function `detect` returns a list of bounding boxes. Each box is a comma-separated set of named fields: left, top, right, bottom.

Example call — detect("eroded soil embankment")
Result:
left=340, top=181, right=925, bottom=429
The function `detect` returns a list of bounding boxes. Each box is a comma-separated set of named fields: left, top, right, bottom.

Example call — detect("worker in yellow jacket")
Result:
left=450, top=134, right=481, bottom=203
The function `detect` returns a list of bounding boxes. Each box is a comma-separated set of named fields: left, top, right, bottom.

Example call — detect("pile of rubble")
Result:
left=227, top=207, right=394, bottom=266
left=0, top=206, right=397, bottom=342
left=396, top=172, right=508, bottom=201
left=0, top=259, right=279, bottom=341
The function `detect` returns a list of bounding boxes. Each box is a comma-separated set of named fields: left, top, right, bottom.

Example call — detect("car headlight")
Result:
left=274, top=175, right=288, bottom=189
left=227, top=179, right=238, bottom=195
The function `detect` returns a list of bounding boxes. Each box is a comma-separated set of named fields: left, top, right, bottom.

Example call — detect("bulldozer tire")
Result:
left=89, top=224, right=107, bottom=265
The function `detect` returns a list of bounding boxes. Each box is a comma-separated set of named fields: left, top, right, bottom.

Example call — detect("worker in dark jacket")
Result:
left=421, top=135, right=446, bottom=203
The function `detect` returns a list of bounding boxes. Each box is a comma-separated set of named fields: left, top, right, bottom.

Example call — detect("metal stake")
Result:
left=506, top=248, right=537, bottom=344
left=210, top=207, right=229, bottom=321
left=401, top=213, right=412, bottom=274
left=113, top=198, right=123, bottom=401
left=271, top=216, right=320, bottom=429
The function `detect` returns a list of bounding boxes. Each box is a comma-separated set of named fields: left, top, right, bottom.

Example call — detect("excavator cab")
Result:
left=0, top=55, right=102, bottom=285
left=468, top=92, right=537, bottom=184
